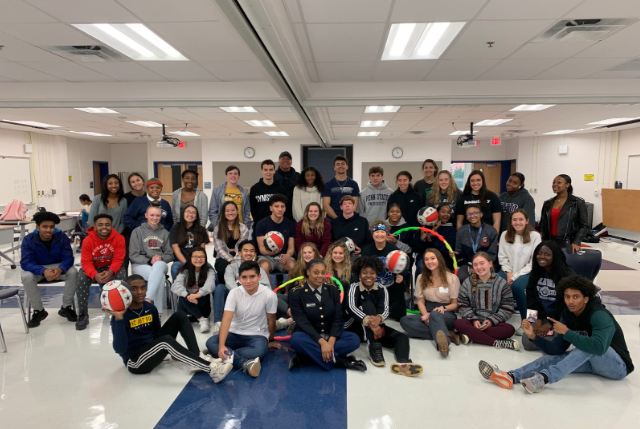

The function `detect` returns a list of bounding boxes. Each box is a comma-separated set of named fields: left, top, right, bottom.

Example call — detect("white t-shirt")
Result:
left=225, top=285, right=278, bottom=339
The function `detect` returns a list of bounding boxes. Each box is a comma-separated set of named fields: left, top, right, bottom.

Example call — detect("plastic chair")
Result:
left=564, top=249, right=602, bottom=282
left=25, top=279, right=78, bottom=323
left=0, top=288, right=29, bottom=352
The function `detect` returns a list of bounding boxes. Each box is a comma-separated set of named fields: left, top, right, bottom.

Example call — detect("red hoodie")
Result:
left=81, top=226, right=126, bottom=279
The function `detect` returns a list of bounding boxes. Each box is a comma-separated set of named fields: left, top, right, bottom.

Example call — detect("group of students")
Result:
left=18, top=154, right=633, bottom=393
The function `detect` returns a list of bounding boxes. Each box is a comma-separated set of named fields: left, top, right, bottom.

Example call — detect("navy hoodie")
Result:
left=124, top=196, right=173, bottom=232
left=110, top=301, right=161, bottom=364
left=20, top=229, right=74, bottom=275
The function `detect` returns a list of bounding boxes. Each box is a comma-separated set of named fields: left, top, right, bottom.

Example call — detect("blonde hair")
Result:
left=428, top=170, right=461, bottom=206
left=419, top=249, right=450, bottom=291
left=291, top=242, right=321, bottom=284
left=471, top=251, right=494, bottom=292
left=324, top=241, right=352, bottom=284
left=301, top=202, right=326, bottom=238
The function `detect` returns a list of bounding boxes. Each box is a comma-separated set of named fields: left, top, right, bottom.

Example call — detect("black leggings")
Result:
left=126, top=311, right=210, bottom=374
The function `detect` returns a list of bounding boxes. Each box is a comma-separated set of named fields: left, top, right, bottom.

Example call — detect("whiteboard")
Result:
left=0, top=157, right=33, bottom=205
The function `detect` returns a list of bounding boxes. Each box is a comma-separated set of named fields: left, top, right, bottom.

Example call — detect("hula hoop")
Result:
left=272, top=275, right=345, bottom=341
left=393, top=226, right=458, bottom=274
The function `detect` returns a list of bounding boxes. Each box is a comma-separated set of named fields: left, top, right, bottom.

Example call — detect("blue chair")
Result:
left=564, top=249, right=602, bottom=282
left=0, top=288, right=29, bottom=352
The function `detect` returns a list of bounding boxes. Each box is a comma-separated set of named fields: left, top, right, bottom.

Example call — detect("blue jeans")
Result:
left=213, top=285, right=230, bottom=323
left=170, top=261, right=184, bottom=280
left=498, top=271, right=529, bottom=319
left=511, top=347, right=628, bottom=384
left=206, top=332, right=268, bottom=369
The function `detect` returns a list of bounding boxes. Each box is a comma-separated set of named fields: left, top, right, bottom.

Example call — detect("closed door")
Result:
left=155, top=162, right=203, bottom=206
left=474, top=162, right=502, bottom=194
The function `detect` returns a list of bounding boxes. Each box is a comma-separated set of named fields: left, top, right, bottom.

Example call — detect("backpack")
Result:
left=0, top=200, right=28, bottom=221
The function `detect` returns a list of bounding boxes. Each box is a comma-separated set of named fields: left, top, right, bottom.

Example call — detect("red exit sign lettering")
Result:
left=491, top=138, right=501, bottom=146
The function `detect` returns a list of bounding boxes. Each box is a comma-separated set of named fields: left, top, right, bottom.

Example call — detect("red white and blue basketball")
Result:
left=417, top=206, right=439, bottom=226
left=386, top=250, right=409, bottom=274
left=264, top=231, right=285, bottom=252
left=100, top=280, right=133, bottom=312
left=339, top=237, right=356, bottom=253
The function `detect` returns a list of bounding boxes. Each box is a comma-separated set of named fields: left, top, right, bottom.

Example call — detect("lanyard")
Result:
left=468, top=224, right=483, bottom=253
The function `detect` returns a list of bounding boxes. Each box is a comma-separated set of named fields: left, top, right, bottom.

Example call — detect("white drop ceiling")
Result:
left=0, top=0, right=639, bottom=143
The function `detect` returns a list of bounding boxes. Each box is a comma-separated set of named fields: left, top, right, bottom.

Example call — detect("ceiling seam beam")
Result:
left=0, top=100, right=291, bottom=108
left=303, top=97, right=640, bottom=107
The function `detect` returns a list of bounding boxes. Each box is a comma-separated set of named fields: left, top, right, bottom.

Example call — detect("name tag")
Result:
left=439, top=287, right=449, bottom=294
left=306, top=303, right=316, bottom=308
left=129, top=314, right=153, bottom=328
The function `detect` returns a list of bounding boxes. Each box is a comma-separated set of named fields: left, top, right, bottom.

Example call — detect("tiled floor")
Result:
left=0, top=238, right=638, bottom=429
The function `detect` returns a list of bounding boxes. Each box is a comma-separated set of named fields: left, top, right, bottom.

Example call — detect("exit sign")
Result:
left=491, top=138, right=501, bottom=146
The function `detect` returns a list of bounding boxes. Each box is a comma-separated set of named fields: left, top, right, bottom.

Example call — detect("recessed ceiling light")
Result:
left=358, top=132, right=380, bottom=137
left=587, top=117, right=640, bottom=125
left=3, top=120, right=61, bottom=128
left=171, top=131, right=200, bottom=137
left=220, top=107, right=257, bottom=113
left=510, top=104, right=555, bottom=111
left=544, top=130, right=578, bottom=135
left=69, top=131, right=112, bottom=137
left=75, top=107, right=119, bottom=114
left=449, top=130, right=478, bottom=135
left=365, top=106, right=401, bottom=113
left=382, top=22, right=466, bottom=61
left=72, top=23, right=187, bottom=61
left=475, top=119, right=513, bottom=126
left=264, top=131, right=289, bottom=137
left=361, top=120, right=389, bottom=127
left=245, top=120, right=275, bottom=127
left=127, top=121, right=163, bottom=127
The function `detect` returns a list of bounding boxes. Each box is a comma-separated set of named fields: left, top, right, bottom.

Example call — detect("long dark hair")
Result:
left=297, top=166, right=325, bottom=190
left=177, top=205, right=207, bottom=248
left=217, top=201, right=241, bottom=242
left=178, top=248, right=211, bottom=289
left=462, top=170, right=489, bottom=207
left=396, top=170, right=414, bottom=192
left=556, top=174, right=574, bottom=195
left=100, top=174, right=124, bottom=206
left=528, top=241, right=574, bottom=287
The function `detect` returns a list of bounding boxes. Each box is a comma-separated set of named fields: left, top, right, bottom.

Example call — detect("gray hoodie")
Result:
left=498, top=188, right=536, bottom=233
left=224, top=261, right=270, bottom=290
left=171, top=188, right=209, bottom=228
left=129, top=222, right=174, bottom=265
left=358, top=180, right=393, bottom=224
left=171, top=270, right=216, bottom=297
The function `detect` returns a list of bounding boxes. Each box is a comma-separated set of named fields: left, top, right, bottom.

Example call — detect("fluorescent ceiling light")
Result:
left=69, top=131, right=112, bottom=137
left=220, top=107, right=257, bottom=113
left=264, top=131, right=289, bottom=137
left=510, top=104, right=555, bottom=111
left=3, top=120, right=61, bottom=128
left=449, top=130, right=477, bottom=135
left=361, top=120, right=389, bottom=127
left=358, top=132, right=380, bottom=137
left=75, top=107, right=119, bottom=114
left=171, top=131, right=200, bottom=137
left=544, top=130, right=577, bottom=135
left=587, top=117, right=640, bottom=125
left=365, top=106, right=401, bottom=113
left=475, top=119, right=513, bottom=126
left=72, top=23, right=187, bottom=61
left=245, top=120, right=275, bottom=127
left=127, top=121, right=163, bottom=127
left=382, top=22, right=466, bottom=60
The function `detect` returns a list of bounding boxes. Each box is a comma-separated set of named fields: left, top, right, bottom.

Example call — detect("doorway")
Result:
left=451, top=160, right=516, bottom=194
left=93, top=161, right=109, bottom=196
left=154, top=162, right=203, bottom=205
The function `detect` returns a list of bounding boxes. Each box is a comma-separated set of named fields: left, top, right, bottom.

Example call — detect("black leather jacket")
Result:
left=539, top=194, right=589, bottom=246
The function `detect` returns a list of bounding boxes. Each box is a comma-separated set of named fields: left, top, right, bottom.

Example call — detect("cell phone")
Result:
left=479, top=322, right=488, bottom=329
left=526, top=309, right=538, bottom=324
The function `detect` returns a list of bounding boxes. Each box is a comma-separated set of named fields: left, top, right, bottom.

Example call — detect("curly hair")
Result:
left=34, top=211, right=60, bottom=226
left=352, top=256, right=384, bottom=276
left=557, top=275, right=598, bottom=300
left=428, top=170, right=460, bottom=206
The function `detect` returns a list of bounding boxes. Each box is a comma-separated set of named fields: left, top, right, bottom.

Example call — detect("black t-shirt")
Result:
left=169, top=223, right=210, bottom=258
left=414, top=179, right=434, bottom=204
left=456, top=191, right=501, bottom=226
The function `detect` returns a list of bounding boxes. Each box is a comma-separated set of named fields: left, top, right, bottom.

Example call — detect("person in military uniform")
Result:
left=289, top=258, right=366, bottom=371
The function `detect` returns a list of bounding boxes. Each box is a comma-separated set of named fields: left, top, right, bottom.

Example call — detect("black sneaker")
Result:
left=58, top=305, right=78, bottom=322
left=289, top=353, right=310, bottom=370
left=75, top=313, right=89, bottom=330
left=368, top=342, right=385, bottom=367
left=27, top=309, right=48, bottom=328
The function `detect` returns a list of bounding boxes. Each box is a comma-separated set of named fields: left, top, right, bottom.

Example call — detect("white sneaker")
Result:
left=209, top=359, right=232, bottom=383
left=460, top=334, right=470, bottom=345
left=212, top=321, right=221, bottom=334
left=275, top=317, right=290, bottom=331
left=199, top=318, right=211, bottom=333
left=242, top=358, right=261, bottom=377
left=199, top=352, right=214, bottom=363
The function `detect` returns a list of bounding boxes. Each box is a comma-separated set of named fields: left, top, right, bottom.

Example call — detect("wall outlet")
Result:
left=51, top=189, right=56, bottom=195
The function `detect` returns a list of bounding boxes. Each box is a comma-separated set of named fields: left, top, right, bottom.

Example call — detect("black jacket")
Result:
left=539, top=194, right=589, bottom=247
left=290, top=282, right=343, bottom=342
left=387, top=188, right=423, bottom=227
left=331, top=213, right=372, bottom=248
left=275, top=167, right=300, bottom=220
left=249, top=179, right=287, bottom=226
left=344, top=281, right=389, bottom=333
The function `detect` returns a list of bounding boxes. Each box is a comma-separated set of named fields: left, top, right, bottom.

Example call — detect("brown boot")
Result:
left=449, top=330, right=460, bottom=346
left=436, top=330, right=449, bottom=358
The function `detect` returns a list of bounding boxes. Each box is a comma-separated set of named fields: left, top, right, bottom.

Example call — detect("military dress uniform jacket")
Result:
left=290, top=282, right=344, bottom=342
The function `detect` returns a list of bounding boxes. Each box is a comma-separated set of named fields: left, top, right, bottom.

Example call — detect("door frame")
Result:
left=451, top=159, right=516, bottom=193
left=92, top=161, right=109, bottom=195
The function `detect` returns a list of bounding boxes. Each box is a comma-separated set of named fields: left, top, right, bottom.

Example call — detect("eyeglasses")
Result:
left=184, top=211, right=197, bottom=216
left=466, top=212, right=481, bottom=217
left=191, top=256, right=206, bottom=260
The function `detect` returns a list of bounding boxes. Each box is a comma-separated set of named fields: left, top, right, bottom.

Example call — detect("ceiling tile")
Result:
left=306, top=23, right=385, bottom=62
left=573, top=22, right=640, bottom=59
left=533, top=58, right=629, bottom=79
left=299, top=0, right=393, bottom=23
left=200, top=61, right=268, bottom=82
left=0, top=62, right=63, bottom=81
left=393, top=112, right=432, bottom=121
left=509, top=41, right=594, bottom=59
left=0, top=0, right=58, bottom=23
left=316, top=62, right=375, bottom=82
left=371, top=61, right=434, bottom=81
left=0, top=33, right=69, bottom=62
left=478, top=0, right=581, bottom=20
left=426, top=59, right=500, bottom=80
left=1, top=24, right=96, bottom=45
left=116, top=0, right=218, bottom=22
left=25, top=0, right=139, bottom=22
left=139, top=62, right=218, bottom=82
left=443, top=20, right=553, bottom=60
left=21, top=61, right=114, bottom=81
left=566, top=0, right=640, bottom=19
left=587, top=70, right=640, bottom=79
left=479, top=58, right=564, bottom=80
left=329, top=113, right=363, bottom=122
left=82, top=62, right=167, bottom=81
left=326, top=107, right=365, bottom=114
left=390, top=0, right=487, bottom=22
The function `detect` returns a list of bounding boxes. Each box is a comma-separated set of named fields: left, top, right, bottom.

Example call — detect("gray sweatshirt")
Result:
left=171, top=270, right=215, bottom=297
left=172, top=188, right=209, bottom=228
left=129, top=222, right=174, bottom=265
left=498, top=188, right=536, bottom=233
left=358, top=181, right=394, bottom=224
left=87, top=196, right=128, bottom=234
left=224, top=261, right=270, bottom=291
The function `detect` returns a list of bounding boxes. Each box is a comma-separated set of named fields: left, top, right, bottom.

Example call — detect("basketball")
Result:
left=100, top=280, right=133, bottom=312
left=417, top=206, right=439, bottom=226
left=386, top=250, right=409, bottom=274
left=264, top=231, right=285, bottom=252
left=339, top=236, right=356, bottom=253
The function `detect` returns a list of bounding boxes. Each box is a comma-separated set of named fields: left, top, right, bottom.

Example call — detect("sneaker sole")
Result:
left=436, top=331, right=449, bottom=358
left=211, top=364, right=232, bottom=383
left=75, top=322, right=89, bottom=331
left=248, top=360, right=261, bottom=377
left=369, top=355, right=386, bottom=367
left=390, top=363, right=423, bottom=377
left=58, top=310, right=77, bottom=322
left=478, top=360, right=513, bottom=389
